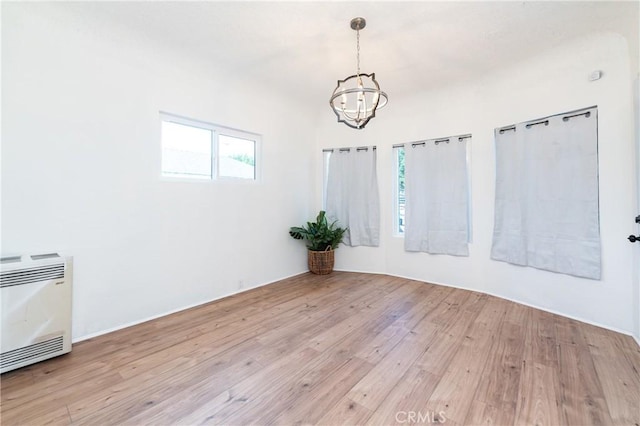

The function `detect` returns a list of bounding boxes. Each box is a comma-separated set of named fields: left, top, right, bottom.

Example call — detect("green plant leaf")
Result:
left=289, top=211, right=347, bottom=251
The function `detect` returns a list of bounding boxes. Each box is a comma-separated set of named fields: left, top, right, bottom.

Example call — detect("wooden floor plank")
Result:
left=316, top=397, right=373, bottom=425
left=355, top=285, right=450, bottom=365
left=123, top=355, right=265, bottom=426
left=345, top=315, right=440, bottom=411
left=513, top=361, right=561, bottom=426
left=424, top=297, right=506, bottom=424
left=466, top=308, right=525, bottom=425
left=365, top=365, right=443, bottom=425
left=177, top=347, right=324, bottom=425
left=1, top=271, right=638, bottom=426
left=272, top=356, right=375, bottom=425
left=583, top=329, right=640, bottom=425
left=556, top=343, right=614, bottom=425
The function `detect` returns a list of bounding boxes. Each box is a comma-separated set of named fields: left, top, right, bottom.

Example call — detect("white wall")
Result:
left=316, top=32, right=639, bottom=336
left=2, top=4, right=315, bottom=340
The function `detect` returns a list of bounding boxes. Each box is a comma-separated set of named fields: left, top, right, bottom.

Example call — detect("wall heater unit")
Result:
left=1, top=253, right=72, bottom=373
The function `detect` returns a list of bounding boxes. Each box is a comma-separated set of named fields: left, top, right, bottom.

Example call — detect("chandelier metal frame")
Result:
left=329, top=17, right=388, bottom=129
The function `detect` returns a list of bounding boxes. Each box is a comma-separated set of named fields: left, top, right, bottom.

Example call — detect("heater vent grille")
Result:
left=0, top=264, right=65, bottom=288
left=0, top=336, right=65, bottom=370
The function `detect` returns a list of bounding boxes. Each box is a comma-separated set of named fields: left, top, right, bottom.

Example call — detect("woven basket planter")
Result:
left=308, top=248, right=335, bottom=275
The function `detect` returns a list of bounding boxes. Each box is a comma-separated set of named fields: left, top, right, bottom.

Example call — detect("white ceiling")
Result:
left=62, top=1, right=638, bottom=102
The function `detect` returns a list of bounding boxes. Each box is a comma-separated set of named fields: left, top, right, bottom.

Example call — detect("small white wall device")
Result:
left=1, top=253, right=73, bottom=373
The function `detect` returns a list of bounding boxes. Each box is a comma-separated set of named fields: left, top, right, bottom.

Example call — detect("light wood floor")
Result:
left=1, top=272, right=639, bottom=426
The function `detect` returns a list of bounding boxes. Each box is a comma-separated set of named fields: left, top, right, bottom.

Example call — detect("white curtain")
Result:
left=491, top=107, right=600, bottom=279
left=325, top=148, right=380, bottom=247
left=404, top=138, right=469, bottom=256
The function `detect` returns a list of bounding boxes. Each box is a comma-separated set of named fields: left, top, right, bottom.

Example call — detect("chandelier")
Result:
left=330, top=17, right=388, bottom=129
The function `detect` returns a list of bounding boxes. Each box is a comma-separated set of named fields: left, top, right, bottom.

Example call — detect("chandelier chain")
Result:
left=356, top=27, right=361, bottom=77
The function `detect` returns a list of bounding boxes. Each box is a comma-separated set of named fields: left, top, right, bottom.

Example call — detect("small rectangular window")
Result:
left=160, top=112, right=260, bottom=181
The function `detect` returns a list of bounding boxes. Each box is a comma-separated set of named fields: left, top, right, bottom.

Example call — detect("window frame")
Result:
left=160, top=112, right=261, bottom=183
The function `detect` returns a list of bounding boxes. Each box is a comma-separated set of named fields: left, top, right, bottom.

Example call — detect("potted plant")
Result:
left=289, top=210, right=347, bottom=275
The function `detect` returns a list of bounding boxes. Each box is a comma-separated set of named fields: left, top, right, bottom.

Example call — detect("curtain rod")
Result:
left=525, top=120, right=549, bottom=129
left=497, top=105, right=596, bottom=133
left=563, top=111, right=591, bottom=122
left=498, top=126, right=516, bottom=134
left=322, top=146, right=377, bottom=153
left=392, top=133, right=472, bottom=149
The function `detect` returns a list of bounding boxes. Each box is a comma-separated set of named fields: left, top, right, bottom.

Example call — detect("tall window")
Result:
left=393, top=146, right=406, bottom=235
left=160, top=112, right=260, bottom=181
left=322, top=150, right=332, bottom=208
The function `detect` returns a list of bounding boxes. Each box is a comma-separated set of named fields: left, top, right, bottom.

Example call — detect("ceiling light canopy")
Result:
left=330, top=17, right=388, bottom=130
